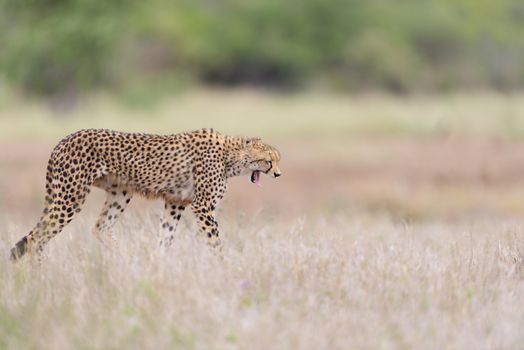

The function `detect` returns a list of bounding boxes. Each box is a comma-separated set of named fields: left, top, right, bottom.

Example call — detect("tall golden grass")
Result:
left=1, top=213, right=524, bottom=349
left=2, top=90, right=524, bottom=349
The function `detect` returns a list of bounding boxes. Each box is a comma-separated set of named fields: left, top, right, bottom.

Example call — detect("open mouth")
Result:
left=251, top=170, right=261, bottom=186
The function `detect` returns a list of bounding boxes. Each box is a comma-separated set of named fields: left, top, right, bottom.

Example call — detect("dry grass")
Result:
left=1, top=214, right=524, bottom=350
left=2, top=90, right=524, bottom=349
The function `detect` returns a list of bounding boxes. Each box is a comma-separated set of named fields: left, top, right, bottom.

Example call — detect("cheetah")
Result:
left=10, top=128, right=282, bottom=261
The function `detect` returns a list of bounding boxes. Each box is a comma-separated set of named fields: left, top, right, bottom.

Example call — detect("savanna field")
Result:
left=1, top=90, right=524, bottom=349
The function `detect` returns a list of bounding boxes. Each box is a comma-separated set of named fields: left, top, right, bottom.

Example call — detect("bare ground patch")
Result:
left=3, top=137, right=524, bottom=220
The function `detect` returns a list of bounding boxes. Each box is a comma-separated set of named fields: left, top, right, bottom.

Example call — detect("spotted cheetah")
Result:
left=10, top=128, right=282, bottom=261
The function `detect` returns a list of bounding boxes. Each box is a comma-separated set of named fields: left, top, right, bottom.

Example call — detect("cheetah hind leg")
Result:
left=159, top=201, right=186, bottom=248
left=92, top=188, right=133, bottom=247
left=11, top=189, right=89, bottom=262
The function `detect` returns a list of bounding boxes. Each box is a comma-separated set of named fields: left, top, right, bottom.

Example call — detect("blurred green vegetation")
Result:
left=1, top=91, right=523, bottom=141
left=0, top=0, right=523, bottom=98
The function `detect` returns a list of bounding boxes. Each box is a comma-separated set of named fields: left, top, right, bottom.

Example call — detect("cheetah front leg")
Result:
left=191, top=160, right=225, bottom=248
left=191, top=200, right=221, bottom=248
left=159, top=201, right=186, bottom=248
left=92, top=188, right=133, bottom=246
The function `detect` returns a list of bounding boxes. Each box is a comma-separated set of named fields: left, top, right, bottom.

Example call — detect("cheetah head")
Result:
left=241, top=138, right=282, bottom=186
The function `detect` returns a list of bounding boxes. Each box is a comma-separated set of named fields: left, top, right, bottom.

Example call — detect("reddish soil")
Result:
left=2, top=137, right=524, bottom=220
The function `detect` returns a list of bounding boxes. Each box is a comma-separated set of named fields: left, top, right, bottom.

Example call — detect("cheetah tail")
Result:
left=10, top=235, right=30, bottom=262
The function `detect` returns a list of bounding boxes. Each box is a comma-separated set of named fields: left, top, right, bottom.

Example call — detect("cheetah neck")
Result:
left=224, top=136, right=248, bottom=178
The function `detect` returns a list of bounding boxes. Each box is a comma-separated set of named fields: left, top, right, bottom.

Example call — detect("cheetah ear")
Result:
left=245, top=137, right=261, bottom=147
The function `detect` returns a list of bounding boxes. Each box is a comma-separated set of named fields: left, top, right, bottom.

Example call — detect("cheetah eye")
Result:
left=258, top=160, right=271, bottom=169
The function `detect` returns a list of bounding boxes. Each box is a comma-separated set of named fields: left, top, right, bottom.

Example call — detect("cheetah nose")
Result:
left=274, top=172, right=281, bottom=178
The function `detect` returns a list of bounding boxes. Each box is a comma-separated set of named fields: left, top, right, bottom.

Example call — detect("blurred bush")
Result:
left=0, top=0, right=133, bottom=97
left=0, top=0, right=523, bottom=97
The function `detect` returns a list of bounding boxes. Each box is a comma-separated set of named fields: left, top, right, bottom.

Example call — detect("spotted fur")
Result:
left=10, top=128, right=282, bottom=261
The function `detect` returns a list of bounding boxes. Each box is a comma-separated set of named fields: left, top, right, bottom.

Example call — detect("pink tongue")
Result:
left=255, top=171, right=261, bottom=187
